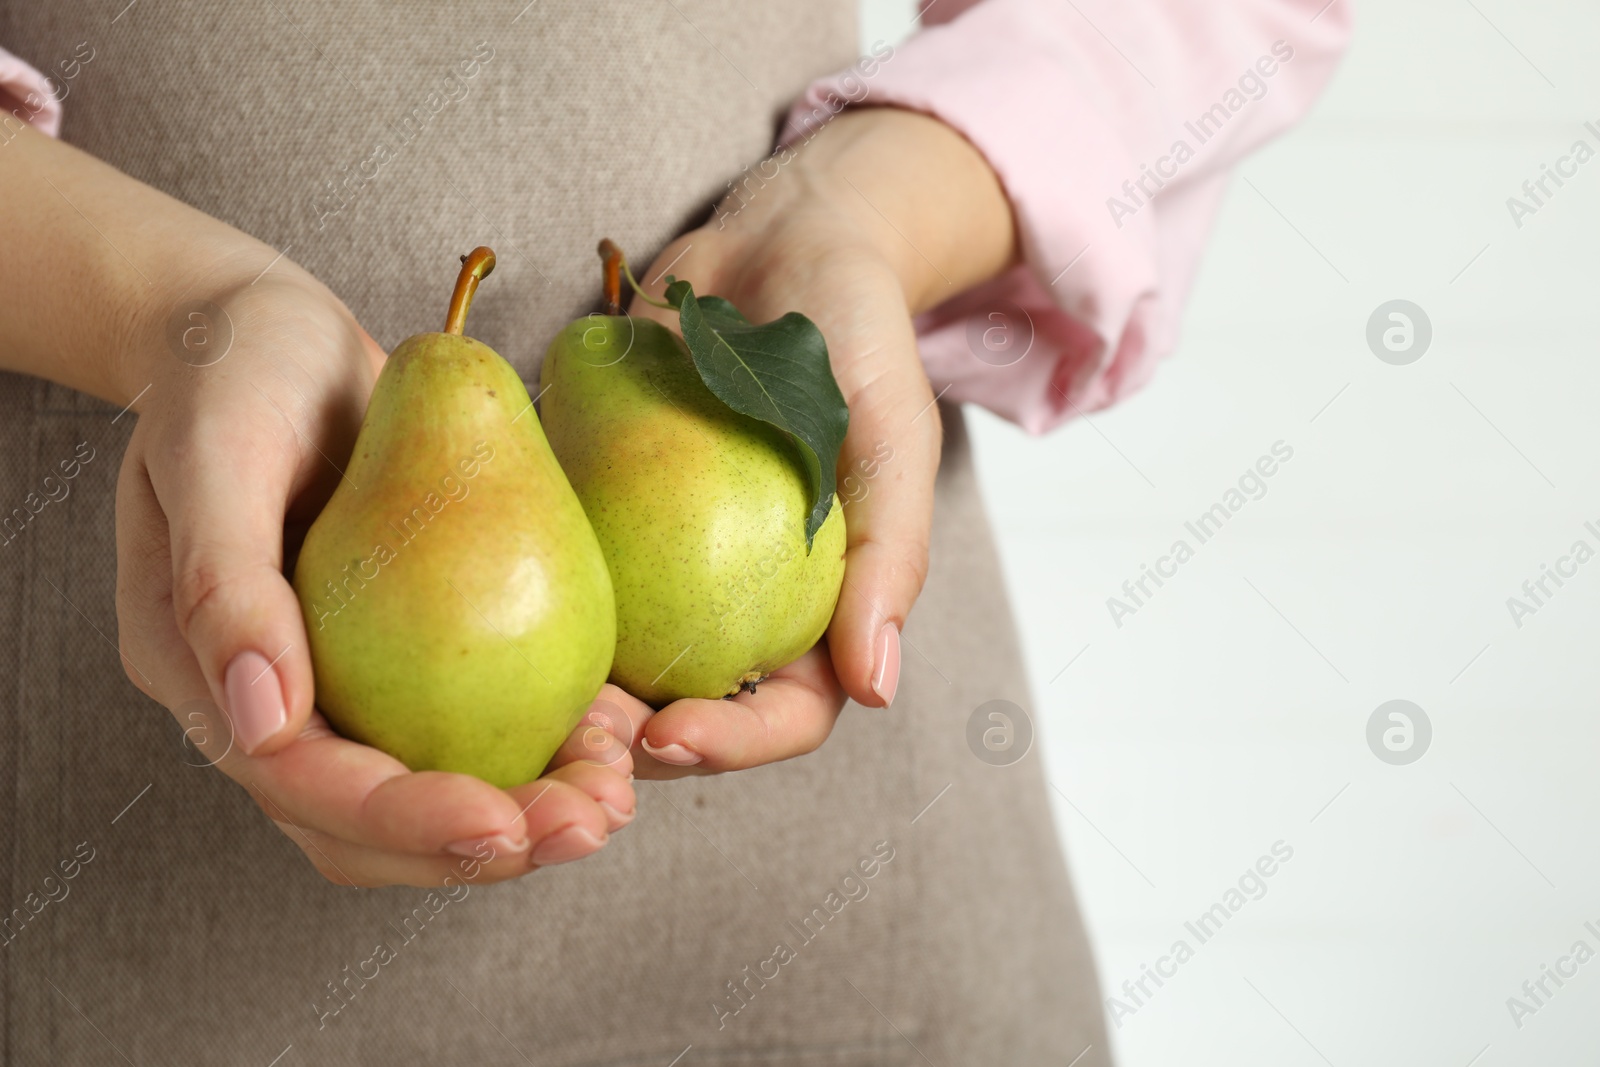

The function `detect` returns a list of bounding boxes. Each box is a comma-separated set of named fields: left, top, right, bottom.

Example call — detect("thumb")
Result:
left=825, top=369, right=942, bottom=710
left=154, top=416, right=315, bottom=757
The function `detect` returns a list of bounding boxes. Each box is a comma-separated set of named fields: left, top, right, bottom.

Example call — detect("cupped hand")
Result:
left=114, top=260, right=638, bottom=886
left=607, top=114, right=985, bottom=779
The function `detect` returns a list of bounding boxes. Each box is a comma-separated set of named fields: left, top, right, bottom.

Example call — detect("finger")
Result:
left=542, top=761, right=637, bottom=832
left=824, top=311, right=940, bottom=710
left=239, top=716, right=535, bottom=857
left=504, top=776, right=617, bottom=868
left=115, top=437, right=201, bottom=707
left=547, top=718, right=634, bottom=777
left=146, top=397, right=315, bottom=757
left=278, top=823, right=535, bottom=889
left=546, top=686, right=653, bottom=774
left=634, top=645, right=845, bottom=778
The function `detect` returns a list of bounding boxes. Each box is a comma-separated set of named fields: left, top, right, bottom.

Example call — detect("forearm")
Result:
left=0, top=125, right=280, bottom=405
left=772, top=107, right=1017, bottom=314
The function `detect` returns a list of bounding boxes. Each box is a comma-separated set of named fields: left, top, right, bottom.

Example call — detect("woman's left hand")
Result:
left=595, top=107, right=1016, bottom=778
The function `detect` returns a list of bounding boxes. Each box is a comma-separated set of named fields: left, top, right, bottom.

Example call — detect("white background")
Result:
left=864, top=1, right=1600, bottom=1063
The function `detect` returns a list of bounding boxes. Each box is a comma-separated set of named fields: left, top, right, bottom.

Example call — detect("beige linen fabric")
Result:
left=0, top=3, right=1110, bottom=1064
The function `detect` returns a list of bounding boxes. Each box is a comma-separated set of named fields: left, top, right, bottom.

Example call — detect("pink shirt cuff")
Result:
left=0, top=45, right=64, bottom=137
left=783, top=1, right=1353, bottom=434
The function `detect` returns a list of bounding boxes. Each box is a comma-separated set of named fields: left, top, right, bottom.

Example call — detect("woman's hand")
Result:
left=110, top=262, right=640, bottom=885
left=1, top=128, right=637, bottom=887
left=604, top=107, right=1016, bottom=778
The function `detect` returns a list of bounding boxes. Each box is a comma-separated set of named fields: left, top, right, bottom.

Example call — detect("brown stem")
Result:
left=444, top=246, right=496, bottom=335
left=598, top=238, right=623, bottom=316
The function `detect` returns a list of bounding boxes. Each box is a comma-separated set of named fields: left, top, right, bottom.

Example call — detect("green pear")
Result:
left=539, top=312, right=845, bottom=706
left=293, top=248, right=615, bottom=788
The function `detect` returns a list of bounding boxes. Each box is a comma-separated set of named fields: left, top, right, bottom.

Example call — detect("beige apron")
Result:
left=0, top=3, right=1110, bottom=1064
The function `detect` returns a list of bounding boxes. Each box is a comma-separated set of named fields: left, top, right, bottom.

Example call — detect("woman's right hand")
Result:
left=111, top=255, right=639, bottom=888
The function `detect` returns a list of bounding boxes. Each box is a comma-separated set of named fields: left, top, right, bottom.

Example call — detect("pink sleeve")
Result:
left=782, top=0, right=1352, bottom=434
left=0, top=45, right=63, bottom=137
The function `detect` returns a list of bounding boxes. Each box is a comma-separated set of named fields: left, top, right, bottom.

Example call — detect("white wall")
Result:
left=865, top=1, right=1600, bottom=1063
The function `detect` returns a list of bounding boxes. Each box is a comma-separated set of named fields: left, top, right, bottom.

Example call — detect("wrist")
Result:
left=0, top=127, right=319, bottom=408
left=112, top=238, right=311, bottom=402
left=788, top=108, right=1016, bottom=313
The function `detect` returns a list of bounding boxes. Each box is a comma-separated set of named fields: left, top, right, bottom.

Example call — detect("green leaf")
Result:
left=664, top=277, right=848, bottom=549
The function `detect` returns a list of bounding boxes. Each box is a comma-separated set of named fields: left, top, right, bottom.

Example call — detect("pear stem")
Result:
left=599, top=239, right=624, bottom=316
left=597, top=238, right=673, bottom=313
left=444, top=246, right=496, bottom=335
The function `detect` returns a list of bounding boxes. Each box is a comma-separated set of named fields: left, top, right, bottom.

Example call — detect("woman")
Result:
left=0, top=1, right=1348, bottom=1063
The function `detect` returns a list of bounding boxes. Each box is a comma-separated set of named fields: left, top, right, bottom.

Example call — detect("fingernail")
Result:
left=225, top=651, right=288, bottom=755
left=598, top=800, right=635, bottom=829
left=531, top=825, right=606, bottom=867
left=871, top=623, right=901, bottom=707
left=444, top=833, right=529, bottom=860
left=640, top=738, right=702, bottom=766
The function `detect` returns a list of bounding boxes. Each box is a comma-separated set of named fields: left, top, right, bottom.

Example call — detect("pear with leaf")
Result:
left=539, top=240, right=848, bottom=706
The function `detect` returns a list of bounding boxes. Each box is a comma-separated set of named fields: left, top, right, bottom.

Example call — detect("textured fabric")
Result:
left=0, top=386, right=1108, bottom=1067
left=786, top=0, right=1352, bottom=433
left=0, top=3, right=1109, bottom=1065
